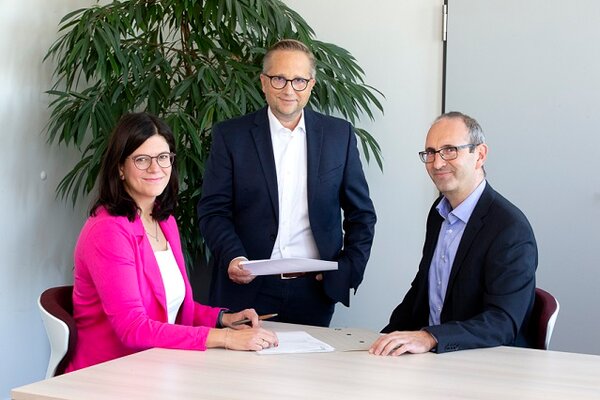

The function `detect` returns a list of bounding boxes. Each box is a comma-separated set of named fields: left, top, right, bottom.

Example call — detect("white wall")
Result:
left=282, top=0, right=443, bottom=329
left=0, top=0, right=92, bottom=397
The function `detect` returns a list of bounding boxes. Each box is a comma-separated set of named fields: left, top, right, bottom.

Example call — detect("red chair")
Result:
left=38, top=285, right=77, bottom=377
left=530, top=288, right=560, bottom=350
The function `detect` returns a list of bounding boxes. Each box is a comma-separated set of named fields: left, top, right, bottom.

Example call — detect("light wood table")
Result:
left=12, top=322, right=600, bottom=399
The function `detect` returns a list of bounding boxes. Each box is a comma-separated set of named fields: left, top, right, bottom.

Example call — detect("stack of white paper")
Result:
left=257, top=331, right=334, bottom=355
left=241, top=258, right=337, bottom=276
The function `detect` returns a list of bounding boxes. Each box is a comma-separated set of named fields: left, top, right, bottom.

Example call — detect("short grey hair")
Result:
left=262, top=39, right=317, bottom=78
left=435, top=111, right=486, bottom=145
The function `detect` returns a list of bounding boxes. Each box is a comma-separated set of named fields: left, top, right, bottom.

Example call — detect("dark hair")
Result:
left=262, top=39, right=317, bottom=78
left=91, top=112, right=178, bottom=221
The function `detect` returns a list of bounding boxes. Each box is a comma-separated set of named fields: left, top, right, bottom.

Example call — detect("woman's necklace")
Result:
left=145, top=219, right=159, bottom=242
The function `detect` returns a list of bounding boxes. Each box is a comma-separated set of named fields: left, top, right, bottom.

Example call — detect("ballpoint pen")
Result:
left=231, top=313, right=278, bottom=326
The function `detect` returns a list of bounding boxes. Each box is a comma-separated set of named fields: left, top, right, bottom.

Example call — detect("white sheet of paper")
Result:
left=257, top=331, right=335, bottom=355
left=240, top=258, right=337, bottom=276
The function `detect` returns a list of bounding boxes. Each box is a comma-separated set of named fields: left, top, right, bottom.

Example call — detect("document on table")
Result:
left=240, top=258, right=337, bottom=276
left=257, top=331, right=335, bottom=355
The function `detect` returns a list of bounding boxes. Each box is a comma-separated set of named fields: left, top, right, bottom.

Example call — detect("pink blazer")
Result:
left=66, top=207, right=221, bottom=372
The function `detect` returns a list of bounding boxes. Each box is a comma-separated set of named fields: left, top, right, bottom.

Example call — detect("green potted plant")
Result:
left=45, top=0, right=384, bottom=267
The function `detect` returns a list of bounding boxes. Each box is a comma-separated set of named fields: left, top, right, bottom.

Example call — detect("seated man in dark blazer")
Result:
left=370, top=111, right=537, bottom=355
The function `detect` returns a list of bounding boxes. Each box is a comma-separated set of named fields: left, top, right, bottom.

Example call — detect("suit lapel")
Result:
left=445, top=184, right=496, bottom=297
left=251, top=108, right=279, bottom=218
left=160, top=219, right=187, bottom=285
left=420, top=199, right=444, bottom=306
left=160, top=218, right=191, bottom=323
left=135, top=217, right=167, bottom=316
left=423, top=201, right=444, bottom=271
left=304, top=109, right=323, bottom=206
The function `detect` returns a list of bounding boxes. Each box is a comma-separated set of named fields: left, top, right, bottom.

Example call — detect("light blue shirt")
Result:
left=428, top=180, right=487, bottom=326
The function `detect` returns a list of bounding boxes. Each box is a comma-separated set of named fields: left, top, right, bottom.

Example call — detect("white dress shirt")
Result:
left=267, top=107, right=320, bottom=260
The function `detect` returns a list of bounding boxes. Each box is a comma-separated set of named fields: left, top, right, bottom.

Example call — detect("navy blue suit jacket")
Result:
left=197, top=107, right=376, bottom=310
left=382, top=183, right=537, bottom=353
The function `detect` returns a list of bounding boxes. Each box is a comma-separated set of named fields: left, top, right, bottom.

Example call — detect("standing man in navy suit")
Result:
left=197, top=39, right=376, bottom=327
left=370, top=112, right=537, bottom=355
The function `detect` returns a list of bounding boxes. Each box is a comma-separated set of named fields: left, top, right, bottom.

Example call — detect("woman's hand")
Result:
left=221, top=308, right=259, bottom=329
left=224, top=327, right=279, bottom=351
left=207, top=327, right=279, bottom=351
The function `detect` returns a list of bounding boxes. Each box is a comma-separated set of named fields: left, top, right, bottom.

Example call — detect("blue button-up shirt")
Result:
left=428, top=180, right=486, bottom=326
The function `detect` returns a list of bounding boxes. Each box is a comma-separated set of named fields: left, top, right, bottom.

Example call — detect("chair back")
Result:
left=530, top=288, right=560, bottom=350
left=38, top=285, right=77, bottom=378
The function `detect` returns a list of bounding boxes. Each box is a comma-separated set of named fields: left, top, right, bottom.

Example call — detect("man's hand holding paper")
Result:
left=227, top=257, right=255, bottom=284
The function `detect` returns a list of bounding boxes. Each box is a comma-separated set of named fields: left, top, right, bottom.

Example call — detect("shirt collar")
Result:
left=436, top=180, right=487, bottom=224
left=267, top=107, right=306, bottom=135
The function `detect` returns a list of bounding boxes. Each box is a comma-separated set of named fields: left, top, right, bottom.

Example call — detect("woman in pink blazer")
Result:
left=66, top=113, right=278, bottom=372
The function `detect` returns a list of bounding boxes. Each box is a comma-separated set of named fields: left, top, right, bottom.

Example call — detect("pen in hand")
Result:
left=231, top=313, right=278, bottom=327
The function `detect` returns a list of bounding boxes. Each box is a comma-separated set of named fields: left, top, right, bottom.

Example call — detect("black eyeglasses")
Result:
left=262, top=74, right=312, bottom=91
left=130, top=152, right=175, bottom=170
left=418, top=144, right=477, bottom=163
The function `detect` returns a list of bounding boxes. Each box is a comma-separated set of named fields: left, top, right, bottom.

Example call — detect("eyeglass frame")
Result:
left=261, top=73, right=313, bottom=91
left=130, top=152, right=176, bottom=170
left=418, top=143, right=478, bottom=163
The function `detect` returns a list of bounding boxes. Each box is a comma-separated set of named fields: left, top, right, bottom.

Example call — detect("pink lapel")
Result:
left=159, top=217, right=193, bottom=324
left=134, top=215, right=168, bottom=317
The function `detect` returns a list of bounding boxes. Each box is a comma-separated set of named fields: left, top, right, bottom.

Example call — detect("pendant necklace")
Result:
left=146, top=219, right=159, bottom=242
